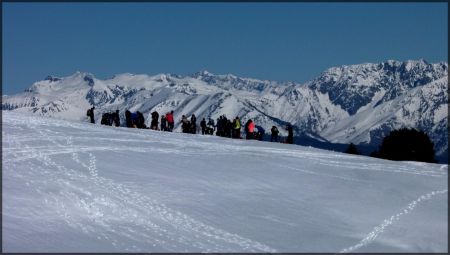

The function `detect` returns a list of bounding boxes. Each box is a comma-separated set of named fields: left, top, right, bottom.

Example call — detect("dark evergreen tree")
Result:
left=377, top=128, right=437, bottom=163
left=344, top=143, right=360, bottom=155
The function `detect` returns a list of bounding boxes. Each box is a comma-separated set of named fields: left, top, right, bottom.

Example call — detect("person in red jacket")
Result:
left=247, top=119, right=255, bottom=140
left=166, top=110, right=174, bottom=132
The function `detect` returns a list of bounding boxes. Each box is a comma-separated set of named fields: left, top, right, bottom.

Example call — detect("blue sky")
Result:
left=3, top=3, right=448, bottom=95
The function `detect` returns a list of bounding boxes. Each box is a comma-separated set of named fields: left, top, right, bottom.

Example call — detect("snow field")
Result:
left=2, top=111, right=448, bottom=252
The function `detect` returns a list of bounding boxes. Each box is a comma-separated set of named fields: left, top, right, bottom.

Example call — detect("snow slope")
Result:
left=2, top=111, right=448, bottom=252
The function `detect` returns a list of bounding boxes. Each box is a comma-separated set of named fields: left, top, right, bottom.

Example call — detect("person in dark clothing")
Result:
left=136, top=111, right=145, bottom=128
left=131, top=112, right=137, bottom=127
left=216, top=116, right=223, bottom=136
left=271, top=126, right=279, bottom=142
left=206, top=117, right=215, bottom=135
left=104, top=112, right=113, bottom=126
left=221, top=115, right=228, bottom=137
left=112, top=110, right=120, bottom=127
left=150, top=111, right=159, bottom=130
left=125, top=110, right=132, bottom=127
left=151, top=111, right=159, bottom=121
left=161, top=115, right=167, bottom=131
left=137, top=111, right=145, bottom=128
left=286, top=124, right=294, bottom=144
left=255, top=125, right=265, bottom=141
left=190, top=114, right=197, bottom=134
left=226, top=120, right=233, bottom=138
left=101, top=113, right=110, bottom=125
left=223, top=120, right=228, bottom=137
left=87, top=106, right=95, bottom=124
left=130, top=112, right=138, bottom=127
left=108, top=113, right=113, bottom=126
left=181, top=115, right=190, bottom=133
left=200, top=118, right=207, bottom=135
left=207, top=118, right=215, bottom=129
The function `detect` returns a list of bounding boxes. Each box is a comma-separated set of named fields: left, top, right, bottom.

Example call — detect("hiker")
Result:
left=181, top=115, right=190, bottom=133
left=207, top=117, right=215, bottom=135
left=108, top=113, right=114, bottom=126
left=207, top=117, right=215, bottom=129
left=112, top=110, right=120, bottom=127
left=255, top=125, right=265, bottom=141
left=101, top=113, right=110, bottom=125
left=107, top=112, right=113, bottom=126
left=226, top=119, right=233, bottom=138
left=286, top=124, right=294, bottom=144
left=200, top=118, right=207, bottom=135
left=246, top=119, right=255, bottom=140
left=220, top=115, right=228, bottom=137
left=244, top=120, right=251, bottom=139
left=137, top=111, right=146, bottom=128
left=151, top=111, right=159, bottom=130
left=125, top=110, right=132, bottom=127
left=271, top=126, right=279, bottom=142
left=166, top=111, right=174, bottom=132
left=161, top=115, right=167, bottom=131
left=190, top=114, right=197, bottom=134
left=87, top=106, right=95, bottom=124
left=216, top=116, right=223, bottom=136
left=232, top=116, right=241, bottom=138
left=131, top=112, right=138, bottom=128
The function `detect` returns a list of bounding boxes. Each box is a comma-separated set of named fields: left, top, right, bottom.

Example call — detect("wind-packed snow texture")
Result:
left=2, top=60, right=448, bottom=160
left=2, top=111, right=448, bottom=252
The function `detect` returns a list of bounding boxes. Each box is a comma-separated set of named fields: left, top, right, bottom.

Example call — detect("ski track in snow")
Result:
left=4, top=121, right=276, bottom=252
left=277, top=164, right=373, bottom=183
left=315, top=159, right=444, bottom=178
left=3, top=113, right=447, bottom=252
left=4, top=135, right=445, bottom=178
left=339, top=189, right=448, bottom=253
left=262, top=147, right=445, bottom=178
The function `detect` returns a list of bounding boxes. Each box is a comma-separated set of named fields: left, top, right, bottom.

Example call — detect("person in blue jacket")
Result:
left=255, top=125, right=265, bottom=141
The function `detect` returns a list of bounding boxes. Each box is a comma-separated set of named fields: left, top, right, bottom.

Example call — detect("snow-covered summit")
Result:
left=309, top=60, right=448, bottom=115
left=192, top=69, right=214, bottom=77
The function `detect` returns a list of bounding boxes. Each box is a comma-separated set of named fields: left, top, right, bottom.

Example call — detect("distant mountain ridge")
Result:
left=2, top=59, right=448, bottom=162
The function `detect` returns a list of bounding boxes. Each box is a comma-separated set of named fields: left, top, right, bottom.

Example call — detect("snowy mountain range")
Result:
left=2, top=59, right=448, bottom=161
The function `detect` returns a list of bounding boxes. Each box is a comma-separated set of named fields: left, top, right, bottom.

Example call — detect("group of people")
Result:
left=87, top=107, right=294, bottom=144
left=100, top=110, right=121, bottom=127
left=180, top=113, right=203, bottom=134
left=157, top=111, right=175, bottom=131
left=206, top=115, right=292, bottom=143
left=124, top=110, right=146, bottom=128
